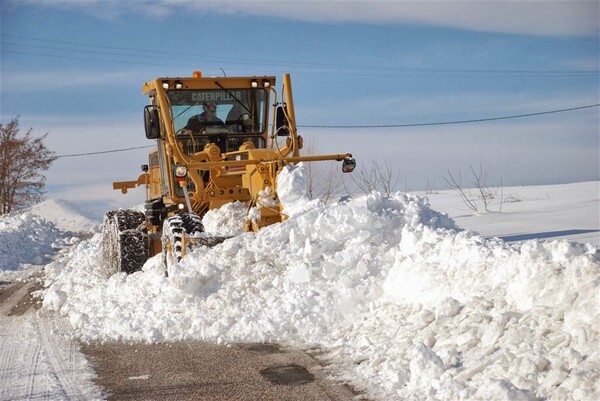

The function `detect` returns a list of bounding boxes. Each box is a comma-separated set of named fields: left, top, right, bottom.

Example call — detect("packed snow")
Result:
left=0, top=204, right=102, bottom=399
left=0, top=309, right=104, bottom=400
left=1, top=169, right=598, bottom=401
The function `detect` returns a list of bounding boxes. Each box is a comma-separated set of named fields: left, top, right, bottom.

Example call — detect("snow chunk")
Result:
left=201, top=201, right=246, bottom=235
left=277, top=163, right=319, bottom=216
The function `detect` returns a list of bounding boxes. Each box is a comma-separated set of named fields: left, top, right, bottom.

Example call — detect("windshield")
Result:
left=167, top=89, right=267, bottom=135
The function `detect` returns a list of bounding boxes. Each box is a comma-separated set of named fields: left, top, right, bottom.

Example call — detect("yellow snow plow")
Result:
left=103, top=72, right=355, bottom=274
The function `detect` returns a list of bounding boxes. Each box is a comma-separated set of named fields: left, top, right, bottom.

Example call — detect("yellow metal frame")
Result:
left=115, top=72, right=352, bottom=238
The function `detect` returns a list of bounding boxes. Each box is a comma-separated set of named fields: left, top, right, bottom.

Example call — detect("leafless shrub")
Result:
left=349, top=159, right=400, bottom=196
left=308, top=161, right=345, bottom=203
left=304, top=139, right=345, bottom=203
left=443, top=169, right=480, bottom=212
left=469, top=164, right=498, bottom=212
left=443, top=164, right=503, bottom=213
left=425, top=179, right=439, bottom=194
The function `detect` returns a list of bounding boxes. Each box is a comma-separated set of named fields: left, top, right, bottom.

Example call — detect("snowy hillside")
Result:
left=28, top=198, right=99, bottom=232
left=423, top=181, right=599, bottom=246
left=1, top=176, right=598, bottom=401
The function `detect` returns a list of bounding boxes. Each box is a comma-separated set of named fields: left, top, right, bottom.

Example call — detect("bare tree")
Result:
left=304, top=138, right=319, bottom=200
left=425, top=179, right=439, bottom=194
left=349, top=159, right=400, bottom=196
left=443, top=164, right=503, bottom=213
left=377, top=160, right=401, bottom=195
left=304, top=138, right=345, bottom=203
left=0, top=117, right=57, bottom=215
left=348, top=161, right=379, bottom=195
left=443, top=169, right=480, bottom=212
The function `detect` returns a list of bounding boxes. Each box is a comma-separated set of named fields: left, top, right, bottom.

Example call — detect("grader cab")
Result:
left=103, top=71, right=355, bottom=275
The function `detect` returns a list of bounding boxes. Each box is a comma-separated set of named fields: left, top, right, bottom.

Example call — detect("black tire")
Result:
left=180, top=212, right=204, bottom=236
left=162, top=212, right=204, bottom=274
left=101, top=209, right=149, bottom=275
left=144, top=197, right=167, bottom=227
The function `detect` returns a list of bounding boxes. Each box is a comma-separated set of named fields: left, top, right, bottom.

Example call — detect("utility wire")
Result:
left=6, top=48, right=597, bottom=79
left=3, top=34, right=598, bottom=77
left=51, top=103, right=599, bottom=158
left=299, top=104, right=600, bottom=128
left=3, top=49, right=189, bottom=69
left=54, top=145, right=154, bottom=159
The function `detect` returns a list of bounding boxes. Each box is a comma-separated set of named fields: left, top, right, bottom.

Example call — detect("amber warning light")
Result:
left=193, top=71, right=202, bottom=78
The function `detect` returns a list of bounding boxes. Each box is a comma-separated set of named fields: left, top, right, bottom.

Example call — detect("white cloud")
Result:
left=10, top=0, right=600, bottom=37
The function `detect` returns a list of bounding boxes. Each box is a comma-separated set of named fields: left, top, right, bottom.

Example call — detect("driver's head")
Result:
left=203, top=102, right=217, bottom=113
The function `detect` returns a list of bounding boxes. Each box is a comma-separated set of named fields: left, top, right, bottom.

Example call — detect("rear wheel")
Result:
left=101, top=209, right=149, bottom=275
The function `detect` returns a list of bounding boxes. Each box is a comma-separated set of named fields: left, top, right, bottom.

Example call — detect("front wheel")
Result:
left=162, top=212, right=204, bottom=276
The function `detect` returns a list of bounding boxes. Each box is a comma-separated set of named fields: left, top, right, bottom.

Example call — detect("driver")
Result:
left=184, top=102, right=225, bottom=134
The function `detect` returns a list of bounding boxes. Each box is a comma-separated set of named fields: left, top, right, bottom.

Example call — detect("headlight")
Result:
left=174, top=165, right=188, bottom=178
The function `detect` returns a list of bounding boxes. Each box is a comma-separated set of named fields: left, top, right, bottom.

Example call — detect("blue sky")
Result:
left=1, top=1, right=598, bottom=216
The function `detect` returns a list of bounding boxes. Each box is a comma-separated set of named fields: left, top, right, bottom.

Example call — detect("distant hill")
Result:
left=28, top=198, right=100, bottom=232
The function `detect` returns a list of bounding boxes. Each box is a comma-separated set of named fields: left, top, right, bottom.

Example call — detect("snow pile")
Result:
left=0, top=212, right=66, bottom=271
left=41, top=167, right=599, bottom=401
left=201, top=201, right=246, bottom=235
left=277, top=162, right=319, bottom=216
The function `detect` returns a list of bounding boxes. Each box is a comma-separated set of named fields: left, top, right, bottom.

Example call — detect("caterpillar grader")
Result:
left=101, top=71, right=356, bottom=275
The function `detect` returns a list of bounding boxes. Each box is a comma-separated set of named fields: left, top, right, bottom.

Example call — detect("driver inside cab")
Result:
left=184, top=102, right=225, bottom=134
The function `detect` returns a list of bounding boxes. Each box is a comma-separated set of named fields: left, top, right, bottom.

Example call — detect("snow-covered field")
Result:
left=1, top=175, right=598, bottom=401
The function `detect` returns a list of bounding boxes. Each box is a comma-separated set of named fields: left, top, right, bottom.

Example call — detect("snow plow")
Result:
left=102, top=71, right=355, bottom=275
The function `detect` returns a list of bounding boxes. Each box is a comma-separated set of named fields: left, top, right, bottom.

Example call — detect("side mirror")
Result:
left=144, top=105, right=161, bottom=139
left=275, top=105, right=290, bottom=136
left=342, top=157, right=356, bottom=173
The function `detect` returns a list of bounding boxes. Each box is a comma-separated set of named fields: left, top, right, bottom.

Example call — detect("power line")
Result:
left=5, top=48, right=596, bottom=79
left=54, top=145, right=154, bottom=159
left=50, top=103, right=599, bottom=158
left=2, top=49, right=190, bottom=69
left=299, top=103, right=600, bottom=128
left=3, top=34, right=598, bottom=77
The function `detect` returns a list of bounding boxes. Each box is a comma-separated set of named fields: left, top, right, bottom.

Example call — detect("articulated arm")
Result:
left=113, top=173, right=149, bottom=194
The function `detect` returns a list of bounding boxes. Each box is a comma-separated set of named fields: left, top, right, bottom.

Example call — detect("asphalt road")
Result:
left=1, top=279, right=363, bottom=401
left=82, top=341, right=359, bottom=401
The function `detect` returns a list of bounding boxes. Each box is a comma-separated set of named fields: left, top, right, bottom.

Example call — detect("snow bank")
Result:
left=41, top=167, right=599, bottom=401
left=0, top=212, right=66, bottom=272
